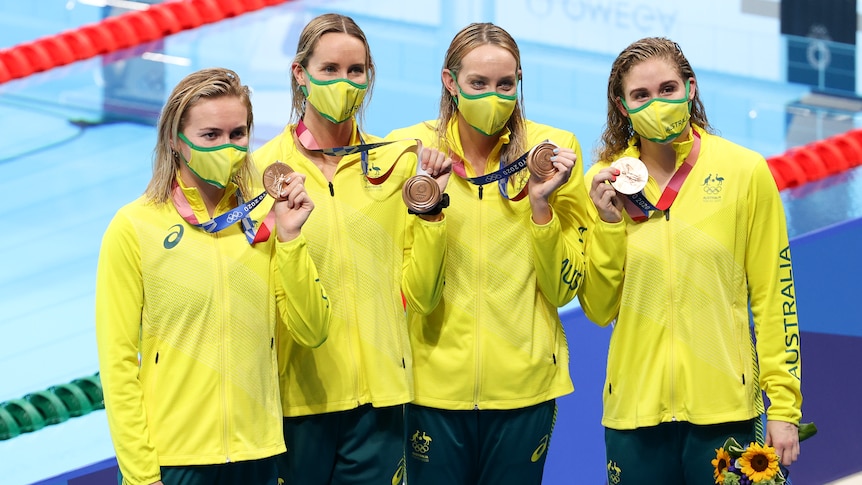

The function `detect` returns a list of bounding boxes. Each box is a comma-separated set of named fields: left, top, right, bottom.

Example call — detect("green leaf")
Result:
left=722, top=436, right=745, bottom=456
left=798, top=422, right=817, bottom=442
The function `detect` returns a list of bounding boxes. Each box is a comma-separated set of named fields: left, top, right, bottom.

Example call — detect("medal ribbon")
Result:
left=171, top=180, right=272, bottom=245
left=621, top=129, right=701, bottom=222
left=296, top=120, right=397, bottom=185
left=296, top=120, right=533, bottom=198
left=451, top=148, right=531, bottom=201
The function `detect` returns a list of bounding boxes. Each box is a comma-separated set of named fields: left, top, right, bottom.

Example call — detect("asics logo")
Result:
left=164, top=224, right=184, bottom=249
left=531, top=434, right=549, bottom=462
left=391, top=457, right=406, bottom=485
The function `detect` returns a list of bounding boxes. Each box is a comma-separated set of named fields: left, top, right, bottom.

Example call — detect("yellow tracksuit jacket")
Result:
left=253, top=124, right=447, bottom=416
left=387, top=118, right=589, bottom=410
left=579, top=126, right=802, bottom=429
left=95, top=177, right=331, bottom=485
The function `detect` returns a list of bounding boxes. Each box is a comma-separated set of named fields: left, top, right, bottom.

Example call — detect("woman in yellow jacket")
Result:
left=386, top=22, right=590, bottom=485
left=95, top=67, right=331, bottom=485
left=581, top=37, right=802, bottom=484
left=253, top=13, right=450, bottom=485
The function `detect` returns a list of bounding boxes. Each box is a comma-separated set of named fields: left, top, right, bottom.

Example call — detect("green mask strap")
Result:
left=177, top=132, right=248, bottom=153
left=300, top=67, right=368, bottom=97
left=621, top=79, right=691, bottom=114
left=449, top=71, right=518, bottom=105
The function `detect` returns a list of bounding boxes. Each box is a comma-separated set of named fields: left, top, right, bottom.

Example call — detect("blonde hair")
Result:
left=436, top=22, right=526, bottom=164
left=146, top=67, right=255, bottom=204
left=290, top=13, right=374, bottom=128
left=597, top=37, right=711, bottom=163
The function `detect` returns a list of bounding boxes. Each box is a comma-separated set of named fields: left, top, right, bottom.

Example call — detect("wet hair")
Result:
left=436, top=22, right=526, bottom=164
left=596, top=36, right=711, bottom=163
left=146, top=67, right=255, bottom=204
left=290, top=13, right=374, bottom=127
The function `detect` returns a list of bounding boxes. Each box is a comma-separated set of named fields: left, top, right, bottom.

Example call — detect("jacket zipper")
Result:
left=214, top=231, right=231, bottom=462
left=663, top=210, right=677, bottom=421
left=473, top=183, right=483, bottom=409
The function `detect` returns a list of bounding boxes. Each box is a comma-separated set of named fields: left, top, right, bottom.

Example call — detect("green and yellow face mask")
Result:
left=301, top=69, right=367, bottom=124
left=178, top=132, right=247, bottom=189
left=621, top=80, right=692, bottom=144
left=451, top=72, right=517, bottom=136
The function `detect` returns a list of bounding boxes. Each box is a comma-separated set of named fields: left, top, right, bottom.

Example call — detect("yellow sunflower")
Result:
left=711, top=447, right=732, bottom=484
left=738, top=442, right=780, bottom=482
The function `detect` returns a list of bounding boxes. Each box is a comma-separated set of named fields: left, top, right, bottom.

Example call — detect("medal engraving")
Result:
left=263, top=161, right=295, bottom=199
left=402, top=174, right=441, bottom=213
left=610, top=157, right=648, bottom=194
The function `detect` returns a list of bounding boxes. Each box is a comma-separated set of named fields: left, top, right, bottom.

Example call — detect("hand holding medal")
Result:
left=588, top=156, right=649, bottom=224
left=402, top=140, right=451, bottom=217
left=525, top=141, right=576, bottom=208
left=263, top=160, right=313, bottom=241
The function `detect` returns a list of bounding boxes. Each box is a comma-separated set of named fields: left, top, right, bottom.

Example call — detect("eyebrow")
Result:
left=464, top=73, right=517, bottom=82
left=196, top=125, right=248, bottom=133
left=318, top=61, right=365, bottom=69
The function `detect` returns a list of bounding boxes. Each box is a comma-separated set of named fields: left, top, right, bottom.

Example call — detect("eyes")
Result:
left=199, top=128, right=248, bottom=144
left=461, top=75, right=517, bottom=95
left=320, top=63, right=366, bottom=77
left=468, top=79, right=516, bottom=93
left=630, top=83, right=681, bottom=101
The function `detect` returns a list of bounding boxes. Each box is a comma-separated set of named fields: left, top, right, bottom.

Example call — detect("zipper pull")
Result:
left=478, top=185, right=483, bottom=200
left=329, top=181, right=334, bottom=197
left=664, top=209, right=670, bottom=221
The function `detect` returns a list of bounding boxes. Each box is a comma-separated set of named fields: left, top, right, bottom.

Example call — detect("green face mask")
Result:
left=301, top=69, right=368, bottom=124
left=178, top=132, right=247, bottom=189
left=621, top=80, right=691, bottom=144
left=451, top=72, right=518, bottom=136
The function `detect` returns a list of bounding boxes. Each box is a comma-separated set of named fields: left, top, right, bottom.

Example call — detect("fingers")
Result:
left=766, top=421, right=801, bottom=466
left=434, top=170, right=451, bottom=193
left=420, top=146, right=451, bottom=177
left=589, top=168, right=618, bottom=203
left=274, top=172, right=312, bottom=210
left=287, top=189, right=314, bottom=212
left=530, top=147, right=575, bottom=192
left=590, top=166, right=620, bottom=190
left=550, top=147, right=576, bottom=172
left=419, top=147, right=453, bottom=194
left=588, top=167, right=624, bottom=223
left=783, top=441, right=800, bottom=466
left=772, top=439, right=800, bottom=466
left=594, top=184, right=619, bottom=212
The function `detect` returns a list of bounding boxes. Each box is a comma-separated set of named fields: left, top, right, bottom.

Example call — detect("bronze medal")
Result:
left=610, top=157, right=648, bottom=195
left=527, top=142, right=557, bottom=180
left=262, top=161, right=294, bottom=199
left=402, top=174, right=441, bottom=213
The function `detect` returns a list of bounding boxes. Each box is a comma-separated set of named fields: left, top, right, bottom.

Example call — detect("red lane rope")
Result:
left=767, top=128, right=862, bottom=191
left=0, top=0, right=291, bottom=84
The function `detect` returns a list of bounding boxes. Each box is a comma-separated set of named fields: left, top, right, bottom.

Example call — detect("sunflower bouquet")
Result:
left=711, top=423, right=817, bottom=485
left=712, top=439, right=783, bottom=485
